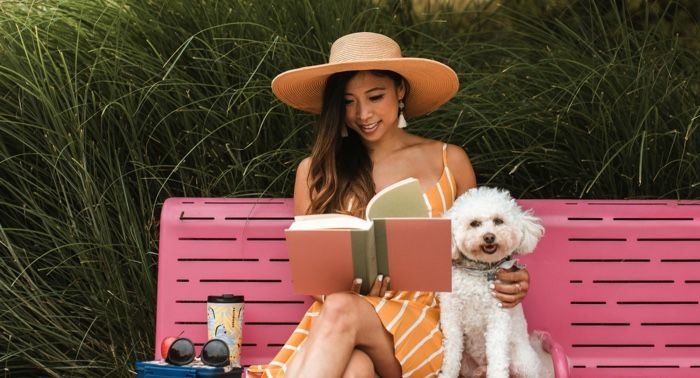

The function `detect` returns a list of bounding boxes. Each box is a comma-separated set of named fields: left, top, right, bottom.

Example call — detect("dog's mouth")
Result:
left=481, top=243, right=499, bottom=255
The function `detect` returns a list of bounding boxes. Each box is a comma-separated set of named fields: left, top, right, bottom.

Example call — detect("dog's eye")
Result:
left=469, top=220, right=481, bottom=228
left=493, top=218, right=504, bottom=225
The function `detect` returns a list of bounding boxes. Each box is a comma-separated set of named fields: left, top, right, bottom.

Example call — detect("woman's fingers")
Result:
left=350, top=278, right=363, bottom=294
left=368, top=275, right=382, bottom=296
left=492, top=268, right=530, bottom=308
left=379, top=276, right=390, bottom=296
left=490, top=286, right=524, bottom=308
left=351, top=275, right=390, bottom=296
left=497, top=268, right=530, bottom=285
left=367, top=275, right=390, bottom=297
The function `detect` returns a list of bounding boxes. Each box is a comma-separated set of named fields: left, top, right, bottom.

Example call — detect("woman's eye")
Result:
left=369, top=94, right=384, bottom=102
left=493, top=218, right=503, bottom=225
left=344, top=99, right=354, bottom=105
left=469, top=220, right=481, bottom=228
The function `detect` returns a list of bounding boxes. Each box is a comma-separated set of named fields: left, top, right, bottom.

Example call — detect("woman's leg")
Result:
left=284, top=293, right=401, bottom=378
left=342, top=349, right=379, bottom=378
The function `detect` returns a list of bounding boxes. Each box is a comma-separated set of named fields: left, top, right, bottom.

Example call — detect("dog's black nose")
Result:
left=483, top=233, right=495, bottom=244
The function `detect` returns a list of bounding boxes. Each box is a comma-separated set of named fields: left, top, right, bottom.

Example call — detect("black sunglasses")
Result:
left=165, top=337, right=230, bottom=367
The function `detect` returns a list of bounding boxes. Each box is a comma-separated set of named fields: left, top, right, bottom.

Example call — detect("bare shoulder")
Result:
left=402, top=137, right=475, bottom=195
left=445, top=143, right=477, bottom=196
left=297, top=156, right=312, bottom=175
left=294, top=156, right=312, bottom=188
left=407, top=137, right=465, bottom=167
left=445, top=143, right=470, bottom=166
left=293, top=157, right=313, bottom=215
left=403, top=134, right=443, bottom=156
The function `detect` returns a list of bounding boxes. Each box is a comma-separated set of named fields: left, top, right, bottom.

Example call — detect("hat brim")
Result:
left=271, top=58, right=459, bottom=118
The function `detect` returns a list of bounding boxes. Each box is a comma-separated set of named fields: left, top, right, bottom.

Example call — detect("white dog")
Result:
left=438, top=187, right=553, bottom=378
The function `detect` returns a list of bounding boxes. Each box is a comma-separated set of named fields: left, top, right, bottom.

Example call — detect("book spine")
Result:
left=373, top=219, right=390, bottom=279
left=350, top=230, right=374, bottom=294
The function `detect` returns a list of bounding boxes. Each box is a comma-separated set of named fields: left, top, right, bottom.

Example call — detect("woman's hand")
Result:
left=491, top=267, right=530, bottom=308
left=351, top=275, right=391, bottom=297
left=313, top=275, right=391, bottom=303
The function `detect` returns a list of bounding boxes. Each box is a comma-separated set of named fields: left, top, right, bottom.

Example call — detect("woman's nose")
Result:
left=356, top=101, right=372, bottom=122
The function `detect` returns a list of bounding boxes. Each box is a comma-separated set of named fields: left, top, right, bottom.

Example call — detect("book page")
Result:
left=366, top=177, right=429, bottom=220
left=352, top=226, right=377, bottom=295
left=288, top=213, right=371, bottom=230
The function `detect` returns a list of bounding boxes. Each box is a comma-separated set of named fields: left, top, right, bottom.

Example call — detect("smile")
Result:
left=359, top=122, right=379, bottom=133
left=481, top=244, right=498, bottom=254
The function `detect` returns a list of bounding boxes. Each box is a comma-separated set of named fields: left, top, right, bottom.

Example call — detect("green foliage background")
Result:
left=0, top=0, right=698, bottom=376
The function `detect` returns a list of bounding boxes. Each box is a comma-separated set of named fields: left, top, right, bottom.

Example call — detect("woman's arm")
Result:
left=445, top=144, right=476, bottom=196
left=293, top=157, right=322, bottom=302
left=293, top=157, right=312, bottom=216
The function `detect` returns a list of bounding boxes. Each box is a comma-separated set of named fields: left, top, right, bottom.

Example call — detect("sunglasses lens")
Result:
left=201, top=339, right=230, bottom=367
left=166, top=338, right=195, bottom=365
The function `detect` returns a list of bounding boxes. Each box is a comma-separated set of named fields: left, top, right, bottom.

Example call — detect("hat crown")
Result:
left=329, top=32, right=402, bottom=63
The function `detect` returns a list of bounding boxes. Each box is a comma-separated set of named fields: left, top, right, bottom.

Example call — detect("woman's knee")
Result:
left=317, top=293, right=369, bottom=333
left=342, top=349, right=376, bottom=378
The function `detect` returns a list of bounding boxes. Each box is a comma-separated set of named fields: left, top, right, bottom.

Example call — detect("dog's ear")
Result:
left=451, top=243, right=462, bottom=261
left=444, top=208, right=462, bottom=261
left=515, top=209, right=544, bottom=254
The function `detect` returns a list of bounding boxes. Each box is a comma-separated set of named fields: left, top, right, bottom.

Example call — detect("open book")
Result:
left=285, top=177, right=452, bottom=295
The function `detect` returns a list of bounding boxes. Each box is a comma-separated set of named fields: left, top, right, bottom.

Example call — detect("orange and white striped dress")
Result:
left=247, top=144, right=457, bottom=377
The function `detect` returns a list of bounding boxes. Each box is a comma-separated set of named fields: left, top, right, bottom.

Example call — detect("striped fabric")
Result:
left=423, top=144, right=456, bottom=218
left=247, top=144, right=457, bottom=378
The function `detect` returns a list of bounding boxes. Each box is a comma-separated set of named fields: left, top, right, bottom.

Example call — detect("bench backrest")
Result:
left=155, top=197, right=700, bottom=377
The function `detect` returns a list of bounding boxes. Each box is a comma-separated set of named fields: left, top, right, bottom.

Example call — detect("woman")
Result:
left=247, top=32, right=530, bottom=378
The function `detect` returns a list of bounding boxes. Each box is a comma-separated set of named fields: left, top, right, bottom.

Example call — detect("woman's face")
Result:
left=343, top=71, right=405, bottom=143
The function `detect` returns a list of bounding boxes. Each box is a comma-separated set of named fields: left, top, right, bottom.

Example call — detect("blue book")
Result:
left=135, top=360, right=242, bottom=377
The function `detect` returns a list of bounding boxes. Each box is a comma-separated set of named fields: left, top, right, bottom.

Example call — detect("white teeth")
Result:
left=361, top=122, right=378, bottom=130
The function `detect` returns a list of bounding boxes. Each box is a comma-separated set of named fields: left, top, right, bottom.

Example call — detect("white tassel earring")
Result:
left=398, top=100, right=408, bottom=129
left=340, top=124, right=349, bottom=138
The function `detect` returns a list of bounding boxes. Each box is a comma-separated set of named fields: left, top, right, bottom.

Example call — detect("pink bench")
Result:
left=154, top=197, right=700, bottom=377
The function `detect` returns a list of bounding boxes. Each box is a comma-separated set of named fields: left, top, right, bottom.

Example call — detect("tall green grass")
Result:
left=0, top=0, right=697, bottom=376
left=408, top=1, right=700, bottom=197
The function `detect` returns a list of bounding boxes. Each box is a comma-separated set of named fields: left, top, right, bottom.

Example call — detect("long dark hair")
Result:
left=306, top=70, right=407, bottom=217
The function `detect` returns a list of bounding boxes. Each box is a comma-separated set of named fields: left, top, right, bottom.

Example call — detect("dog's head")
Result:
left=444, top=186, right=544, bottom=263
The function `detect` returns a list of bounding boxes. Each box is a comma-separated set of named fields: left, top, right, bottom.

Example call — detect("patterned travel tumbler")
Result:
left=207, top=294, right=244, bottom=367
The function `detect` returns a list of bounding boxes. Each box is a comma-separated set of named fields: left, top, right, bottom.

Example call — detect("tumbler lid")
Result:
left=207, top=294, right=244, bottom=303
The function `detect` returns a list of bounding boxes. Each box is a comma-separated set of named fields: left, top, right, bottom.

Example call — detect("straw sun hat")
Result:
left=271, top=32, right=459, bottom=118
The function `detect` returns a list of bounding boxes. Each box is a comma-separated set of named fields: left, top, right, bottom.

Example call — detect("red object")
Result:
left=160, top=336, right=177, bottom=360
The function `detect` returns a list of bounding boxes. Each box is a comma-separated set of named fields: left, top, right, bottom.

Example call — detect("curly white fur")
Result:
left=438, top=187, right=553, bottom=378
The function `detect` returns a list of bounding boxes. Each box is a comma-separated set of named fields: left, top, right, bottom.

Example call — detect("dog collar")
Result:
left=453, top=256, right=525, bottom=281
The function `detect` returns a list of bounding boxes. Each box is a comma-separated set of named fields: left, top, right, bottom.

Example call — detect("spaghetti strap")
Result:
left=442, top=143, right=448, bottom=166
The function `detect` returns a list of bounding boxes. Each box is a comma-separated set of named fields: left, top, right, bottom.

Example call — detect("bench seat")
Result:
left=154, top=197, right=700, bottom=377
